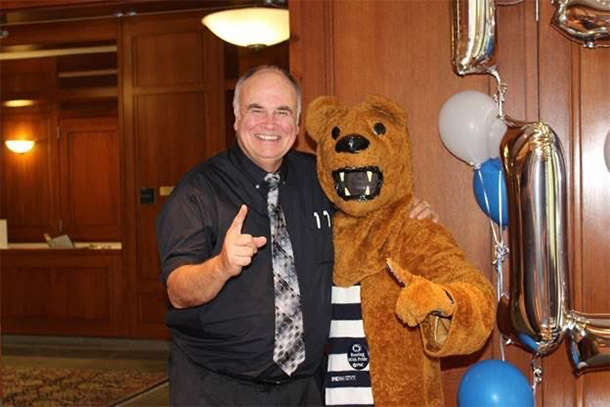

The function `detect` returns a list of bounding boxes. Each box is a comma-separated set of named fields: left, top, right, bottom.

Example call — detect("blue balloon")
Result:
left=473, top=158, right=508, bottom=227
left=458, top=360, right=534, bottom=407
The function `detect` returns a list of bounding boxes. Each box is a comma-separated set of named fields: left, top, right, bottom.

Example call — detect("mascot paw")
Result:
left=387, top=259, right=455, bottom=327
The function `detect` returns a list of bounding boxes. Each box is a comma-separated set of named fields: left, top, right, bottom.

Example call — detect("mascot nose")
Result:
left=335, top=134, right=370, bottom=153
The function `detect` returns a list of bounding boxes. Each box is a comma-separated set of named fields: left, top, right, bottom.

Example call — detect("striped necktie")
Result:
left=264, top=172, right=305, bottom=376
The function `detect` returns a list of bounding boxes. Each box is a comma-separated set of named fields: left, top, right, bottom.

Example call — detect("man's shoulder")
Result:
left=170, top=152, right=230, bottom=195
left=287, top=149, right=317, bottom=170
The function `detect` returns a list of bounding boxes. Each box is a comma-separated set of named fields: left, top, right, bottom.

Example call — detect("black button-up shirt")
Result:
left=156, top=144, right=334, bottom=381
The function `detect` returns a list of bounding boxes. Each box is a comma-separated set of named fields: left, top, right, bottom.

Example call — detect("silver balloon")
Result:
left=452, top=0, right=498, bottom=75
left=498, top=118, right=570, bottom=356
left=604, top=130, right=610, bottom=172
left=566, top=311, right=610, bottom=374
left=551, top=0, right=610, bottom=48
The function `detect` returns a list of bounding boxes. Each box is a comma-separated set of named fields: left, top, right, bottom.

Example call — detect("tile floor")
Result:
left=1, top=335, right=170, bottom=407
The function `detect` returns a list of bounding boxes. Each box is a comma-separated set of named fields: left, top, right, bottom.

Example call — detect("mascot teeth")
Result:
left=332, top=166, right=383, bottom=201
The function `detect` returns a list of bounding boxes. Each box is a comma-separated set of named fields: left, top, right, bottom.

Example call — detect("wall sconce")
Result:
left=3, top=99, right=36, bottom=108
left=5, top=140, right=35, bottom=154
left=202, top=2, right=289, bottom=49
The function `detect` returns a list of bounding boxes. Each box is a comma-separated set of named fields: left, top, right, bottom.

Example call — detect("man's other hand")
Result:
left=408, top=197, right=439, bottom=223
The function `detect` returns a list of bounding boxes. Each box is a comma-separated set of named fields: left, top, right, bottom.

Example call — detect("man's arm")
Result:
left=167, top=205, right=266, bottom=309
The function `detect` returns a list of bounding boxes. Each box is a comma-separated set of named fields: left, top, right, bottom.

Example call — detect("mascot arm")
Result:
left=392, top=221, right=496, bottom=357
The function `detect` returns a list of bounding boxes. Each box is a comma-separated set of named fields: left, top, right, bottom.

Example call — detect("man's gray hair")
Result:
left=232, top=65, right=302, bottom=122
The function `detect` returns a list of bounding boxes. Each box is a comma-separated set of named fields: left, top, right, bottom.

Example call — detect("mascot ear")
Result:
left=365, top=94, right=408, bottom=126
left=305, top=96, right=343, bottom=143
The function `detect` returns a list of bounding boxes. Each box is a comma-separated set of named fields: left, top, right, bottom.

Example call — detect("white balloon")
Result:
left=605, top=130, right=610, bottom=173
left=438, top=90, right=505, bottom=166
left=487, top=116, right=508, bottom=159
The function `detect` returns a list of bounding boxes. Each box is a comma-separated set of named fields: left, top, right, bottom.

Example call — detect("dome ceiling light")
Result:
left=202, top=1, right=289, bottom=50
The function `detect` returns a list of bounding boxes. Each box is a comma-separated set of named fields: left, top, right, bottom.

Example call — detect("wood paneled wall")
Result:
left=290, top=0, right=609, bottom=406
left=1, top=59, right=59, bottom=240
left=497, top=2, right=610, bottom=406
left=0, top=105, right=58, bottom=240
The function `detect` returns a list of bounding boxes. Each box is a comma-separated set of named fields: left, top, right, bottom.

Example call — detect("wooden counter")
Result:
left=1, top=247, right=127, bottom=337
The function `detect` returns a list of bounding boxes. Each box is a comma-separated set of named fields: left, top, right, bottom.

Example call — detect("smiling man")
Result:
left=233, top=67, right=300, bottom=173
left=156, top=66, right=335, bottom=406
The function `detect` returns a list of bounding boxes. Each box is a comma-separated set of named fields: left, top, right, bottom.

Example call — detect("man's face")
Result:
left=234, top=69, right=299, bottom=173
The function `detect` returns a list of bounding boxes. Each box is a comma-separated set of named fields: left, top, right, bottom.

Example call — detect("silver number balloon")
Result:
left=498, top=118, right=570, bottom=356
left=566, top=311, right=610, bottom=374
left=551, top=0, right=610, bottom=48
left=452, top=0, right=498, bottom=75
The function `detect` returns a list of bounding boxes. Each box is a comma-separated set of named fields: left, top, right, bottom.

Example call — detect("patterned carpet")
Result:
left=2, top=365, right=168, bottom=407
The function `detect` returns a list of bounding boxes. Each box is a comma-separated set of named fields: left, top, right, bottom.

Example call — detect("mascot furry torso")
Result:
left=305, top=95, right=496, bottom=407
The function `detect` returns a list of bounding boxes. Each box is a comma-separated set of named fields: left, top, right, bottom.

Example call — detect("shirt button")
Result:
left=256, top=184, right=260, bottom=189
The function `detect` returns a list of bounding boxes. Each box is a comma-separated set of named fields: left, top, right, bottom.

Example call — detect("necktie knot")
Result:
left=264, top=172, right=281, bottom=191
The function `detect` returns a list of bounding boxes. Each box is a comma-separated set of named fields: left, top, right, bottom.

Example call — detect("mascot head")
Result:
left=306, top=94, right=414, bottom=217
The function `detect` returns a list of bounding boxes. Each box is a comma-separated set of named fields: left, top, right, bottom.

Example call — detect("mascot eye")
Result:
left=373, top=122, right=386, bottom=136
left=331, top=126, right=341, bottom=140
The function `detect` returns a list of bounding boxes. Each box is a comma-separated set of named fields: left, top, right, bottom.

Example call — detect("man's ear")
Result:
left=305, top=96, right=343, bottom=143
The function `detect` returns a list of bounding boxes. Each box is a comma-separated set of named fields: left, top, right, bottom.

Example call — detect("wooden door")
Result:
left=122, top=11, right=225, bottom=338
left=59, top=117, right=121, bottom=241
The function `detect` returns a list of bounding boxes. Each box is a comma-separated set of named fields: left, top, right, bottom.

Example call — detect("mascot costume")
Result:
left=305, top=95, right=496, bottom=406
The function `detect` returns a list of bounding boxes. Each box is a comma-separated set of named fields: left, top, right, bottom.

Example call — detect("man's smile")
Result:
left=254, top=133, right=281, bottom=141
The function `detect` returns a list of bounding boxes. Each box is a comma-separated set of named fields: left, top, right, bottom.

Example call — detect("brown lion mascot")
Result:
left=306, top=94, right=495, bottom=407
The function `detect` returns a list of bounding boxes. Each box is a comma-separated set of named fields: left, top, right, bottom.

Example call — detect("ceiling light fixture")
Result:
left=202, top=1, right=289, bottom=50
left=5, top=140, right=35, bottom=154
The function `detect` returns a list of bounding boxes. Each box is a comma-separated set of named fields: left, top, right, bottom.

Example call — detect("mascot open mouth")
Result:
left=332, top=166, right=384, bottom=201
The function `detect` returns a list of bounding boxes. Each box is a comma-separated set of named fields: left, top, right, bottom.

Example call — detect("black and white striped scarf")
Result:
left=325, top=285, right=374, bottom=407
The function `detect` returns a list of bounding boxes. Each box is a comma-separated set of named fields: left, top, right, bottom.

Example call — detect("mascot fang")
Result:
left=306, top=95, right=496, bottom=407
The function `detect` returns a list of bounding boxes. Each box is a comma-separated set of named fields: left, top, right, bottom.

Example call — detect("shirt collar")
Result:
left=228, top=143, right=291, bottom=187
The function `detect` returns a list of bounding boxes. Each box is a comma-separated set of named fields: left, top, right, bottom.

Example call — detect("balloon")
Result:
left=458, top=360, right=534, bottom=407
left=551, top=0, right=610, bottom=48
left=472, top=158, right=508, bottom=227
left=487, top=117, right=507, bottom=159
left=438, top=90, right=507, bottom=166
left=451, top=0, right=499, bottom=75
left=497, top=117, right=570, bottom=356
left=566, top=311, right=610, bottom=374
left=604, top=131, right=610, bottom=172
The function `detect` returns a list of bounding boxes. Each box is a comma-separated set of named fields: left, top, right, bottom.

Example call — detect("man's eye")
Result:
left=276, top=111, right=289, bottom=116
